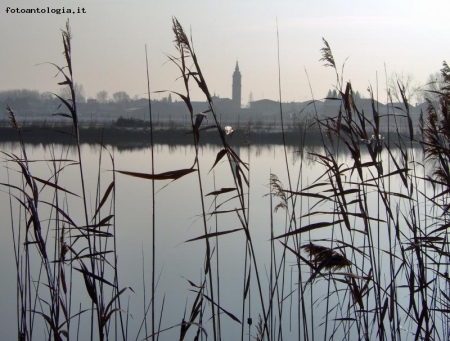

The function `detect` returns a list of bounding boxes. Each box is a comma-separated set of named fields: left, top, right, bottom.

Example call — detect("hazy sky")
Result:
left=1, top=0, right=449, bottom=104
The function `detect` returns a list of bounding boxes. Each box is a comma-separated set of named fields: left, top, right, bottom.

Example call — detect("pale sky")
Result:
left=1, top=0, right=449, bottom=104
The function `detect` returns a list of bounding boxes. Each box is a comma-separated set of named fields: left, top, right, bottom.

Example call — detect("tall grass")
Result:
left=4, top=17, right=450, bottom=341
left=266, top=40, right=450, bottom=340
left=6, top=20, right=128, bottom=341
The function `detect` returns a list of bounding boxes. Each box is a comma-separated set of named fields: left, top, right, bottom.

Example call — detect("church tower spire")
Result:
left=232, top=61, right=242, bottom=109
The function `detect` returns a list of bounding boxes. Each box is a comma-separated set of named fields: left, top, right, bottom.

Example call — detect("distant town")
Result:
left=1, top=62, right=428, bottom=133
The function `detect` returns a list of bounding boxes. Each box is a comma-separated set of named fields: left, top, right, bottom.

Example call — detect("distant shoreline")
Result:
left=0, top=123, right=418, bottom=150
left=0, top=124, right=322, bottom=147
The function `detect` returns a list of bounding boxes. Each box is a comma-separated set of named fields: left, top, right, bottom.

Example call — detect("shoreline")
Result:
left=0, top=124, right=418, bottom=149
left=0, top=124, right=322, bottom=147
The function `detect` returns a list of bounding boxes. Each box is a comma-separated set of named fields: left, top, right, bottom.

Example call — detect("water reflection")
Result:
left=0, top=140, right=432, bottom=340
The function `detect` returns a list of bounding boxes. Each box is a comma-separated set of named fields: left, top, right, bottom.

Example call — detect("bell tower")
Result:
left=232, top=61, right=242, bottom=109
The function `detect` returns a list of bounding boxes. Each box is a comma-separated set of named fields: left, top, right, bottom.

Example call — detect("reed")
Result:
left=268, top=38, right=450, bottom=340
left=4, top=17, right=450, bottom=341
left=5, top=20, right=129, bottom=341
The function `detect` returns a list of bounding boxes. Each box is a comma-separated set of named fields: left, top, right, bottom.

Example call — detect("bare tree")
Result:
left=40, top=92, right=54, bottom=102
left=387, top=72, right=420, bottom=104
left=420, top=72, right=446, bottom=103
left=0, top=89, right=40, bottom=102
left=112, top=91, right=130, bottom=103
left=96, top=90, right=108, bottom=103
left=58, top=83, right=86, bottom=103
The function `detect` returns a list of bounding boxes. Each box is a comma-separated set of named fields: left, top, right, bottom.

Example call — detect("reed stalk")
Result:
left=6, top=16, right=450, bottom=341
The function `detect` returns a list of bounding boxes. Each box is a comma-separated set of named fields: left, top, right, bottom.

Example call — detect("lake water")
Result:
left=0, top=138, right=440, bottom=340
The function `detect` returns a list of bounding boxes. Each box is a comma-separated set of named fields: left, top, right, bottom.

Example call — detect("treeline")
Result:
left=0, top=89, right=58, bottom=110
left=0, top=87, right=173, bottom=107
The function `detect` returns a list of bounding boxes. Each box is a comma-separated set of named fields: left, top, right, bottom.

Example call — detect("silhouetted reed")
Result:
left=5, top=17, right=450, bottom=341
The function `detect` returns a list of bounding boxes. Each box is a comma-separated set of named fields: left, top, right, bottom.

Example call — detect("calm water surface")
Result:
left=0, top=141, right=429, bottom=340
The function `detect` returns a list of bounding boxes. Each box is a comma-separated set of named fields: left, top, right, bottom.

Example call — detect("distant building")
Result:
left=232, top=61, right=242, bottom=109
left=250, top=99, right=279, bottom=114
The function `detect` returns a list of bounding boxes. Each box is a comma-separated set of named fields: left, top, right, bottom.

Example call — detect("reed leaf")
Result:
left=74, top=262, right=116, bottom=288
left=92, top=181, right=114, bottom=220
left=30, top=311, right=61, bottom=340
left=102, top=287, right=131, bottom=326
left=205, top=187, right=236, bottom=196
left=197, top=292, right=242, bottom=324
left=209, top=149, right=227, bottom=173
left=32, top=176, right=79, bottom=197
left=117, top=168, right=196, bottom=180
left=185, top=228, right=243, bottom=243
left=274, top=220, right=345, bottom=239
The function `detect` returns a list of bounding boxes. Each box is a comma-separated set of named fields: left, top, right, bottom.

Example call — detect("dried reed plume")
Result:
left=302, top=243, right=351, bottom=271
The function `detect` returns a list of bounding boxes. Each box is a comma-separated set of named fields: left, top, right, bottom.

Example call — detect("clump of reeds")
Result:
left=167, top=17, right=269, bottom=340
left=267, top=37, right=450, bottom=340
left=7, top=15, right=450, bottom=341
left=5, top=20, right=128, bottom=341
left=421, top=62, right=450, bottom=189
